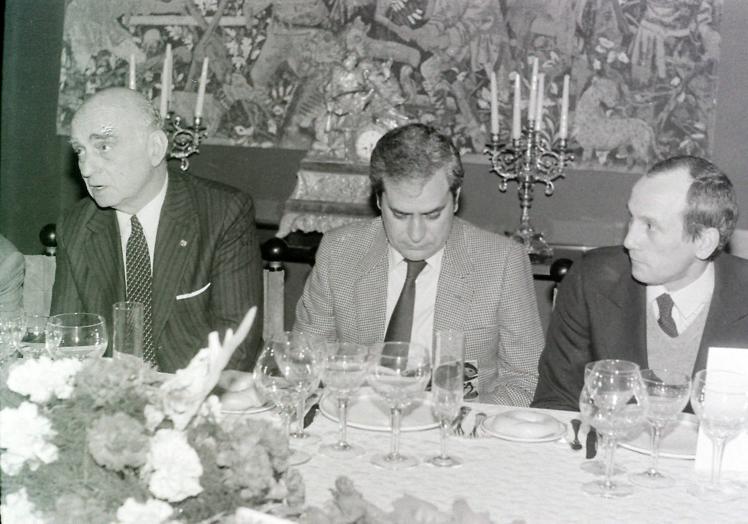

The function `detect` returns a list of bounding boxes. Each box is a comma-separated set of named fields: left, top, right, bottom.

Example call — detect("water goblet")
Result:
left=253, top=339, right=310, bottom=466
left=0, top=308, right=25, bottom=364
left=687, top=369, right=748, bottom=502
left=45, top=313, right=108, bottom=361
left=427, top=329, right=465, bottom=468
left=368, top=341, right=431, bottom=470
left=579, top=359, right=647, bottom=498
left=18, top=314, right=48, bottom=359
left=630, top=369, right=691, bottom=488
left=319, top=341, right=370, bottom=457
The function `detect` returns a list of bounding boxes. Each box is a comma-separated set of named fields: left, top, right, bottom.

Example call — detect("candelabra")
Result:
left=484, top=125, right=574, bottom=262
left=164, top=113, right=207, bottom=172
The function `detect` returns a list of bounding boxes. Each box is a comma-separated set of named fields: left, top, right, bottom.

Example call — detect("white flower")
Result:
left=145, top=429, right=203, bottom=502
left=0, top=488, right=48, bottom=524
left=144, top=405, right=165, bottom=432
left=0, top=402, right=58, bottom=475
left=116, top=498, right=173, bottom=524
left=7, top=356, right=82, bottom=403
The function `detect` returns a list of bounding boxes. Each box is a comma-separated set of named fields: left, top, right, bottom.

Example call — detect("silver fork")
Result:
left=469, top=412, right=487, bottom=438
left=451, top=406, right=471, bottom=436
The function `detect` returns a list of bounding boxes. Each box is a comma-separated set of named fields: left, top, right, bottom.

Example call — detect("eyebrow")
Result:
left=389, top=202, right=447, bottom=216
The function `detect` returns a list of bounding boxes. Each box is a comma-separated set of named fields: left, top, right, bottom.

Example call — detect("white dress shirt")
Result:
left=116, top=176, right=168, bottom=273
left=385, top=246, right=444, bottom=352
left=647, top=262, right=715, bottom=334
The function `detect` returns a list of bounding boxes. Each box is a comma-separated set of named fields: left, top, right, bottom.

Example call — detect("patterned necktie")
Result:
left=384, top=259, right=427, bottom=343
left=126, top=216, right=156, bottom=365
left=656, top=293, right=678, bottom=338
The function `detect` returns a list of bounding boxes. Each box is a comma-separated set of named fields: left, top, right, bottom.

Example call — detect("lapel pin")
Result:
left=179, top=239, right=188, bottom=247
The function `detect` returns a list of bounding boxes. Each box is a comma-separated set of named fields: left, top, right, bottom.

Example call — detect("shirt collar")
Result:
left=387, top=245, right=445, bottom=273
left=115, top=175, right=168, bottom=231
left=646, top=261, right=715, bottom=320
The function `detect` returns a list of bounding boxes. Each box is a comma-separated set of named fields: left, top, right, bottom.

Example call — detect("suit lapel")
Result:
left=354, top=224, right=389, bottom=343
left=434, top=220, right=472, bottom=332
left=597, top=272, right=648, bottom=367
left=84, top=209, right=125, bottom=309
left=152, top=173, right=198, bottom=343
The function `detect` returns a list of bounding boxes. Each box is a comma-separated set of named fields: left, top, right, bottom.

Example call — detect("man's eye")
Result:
left=95, top=143, right=111, bottom=152
left=393, top=211, right=407, bottom=219
left=425, top=211, right=441, bottom=220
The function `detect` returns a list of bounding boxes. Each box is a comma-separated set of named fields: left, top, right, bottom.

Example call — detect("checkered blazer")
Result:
left=294, top=217, right=544, bottom=406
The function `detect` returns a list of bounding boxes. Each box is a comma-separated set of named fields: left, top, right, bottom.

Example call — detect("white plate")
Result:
left=620, top=414, right=698, bottom=460
left=481, top=411, right=566, bottom=443
left=221, top=403, right=274, bottom=415
left=320, top=388, right=438, bottom=432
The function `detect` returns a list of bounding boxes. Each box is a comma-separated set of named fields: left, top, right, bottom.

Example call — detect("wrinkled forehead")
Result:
left=71, top=102, right=138, bottom=142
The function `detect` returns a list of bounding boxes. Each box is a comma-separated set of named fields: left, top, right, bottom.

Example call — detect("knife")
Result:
left=303, top=401, right=320, bottom=428
left=585, top=428, right=598, bottom=459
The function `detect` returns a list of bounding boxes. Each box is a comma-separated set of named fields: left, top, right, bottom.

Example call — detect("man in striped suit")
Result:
left=52, top=88, right=262, bottom=372
left=294, top=124, right=544, bottom=406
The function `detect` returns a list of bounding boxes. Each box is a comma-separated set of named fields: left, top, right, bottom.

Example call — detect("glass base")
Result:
left=371, top=452, right=418, bottom=470
left=288, top=448, right=311, bottom=466
left=687, top=480, right=745, bottom=502
left=630, top=469, right=674, bottom=489
left=511, top=224, right=553, bottom=263
left=289, top=430, right=321, bottom=446
left=426, top=454, right=462, bottom=468
left=582, top=479, right=634, bottom=498
left=580, top=459, right=625, bottom=476
left=319, top=441, right=365, bottom=458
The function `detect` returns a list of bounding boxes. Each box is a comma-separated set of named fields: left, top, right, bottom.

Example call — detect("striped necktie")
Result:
left=126, top=215, right=156, bottom=365
left=656, top=293, right=678, bottom=338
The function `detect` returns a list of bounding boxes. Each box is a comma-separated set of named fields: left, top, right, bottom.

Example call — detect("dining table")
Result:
left=232, top=397, right=748, bottom=523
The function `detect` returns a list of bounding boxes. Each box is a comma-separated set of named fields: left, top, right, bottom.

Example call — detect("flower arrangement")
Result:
left=0, top=308, right=304, bottom=523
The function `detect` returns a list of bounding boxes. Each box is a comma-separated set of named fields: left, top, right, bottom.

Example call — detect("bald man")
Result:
left=52, top=88, right=262, bottom=372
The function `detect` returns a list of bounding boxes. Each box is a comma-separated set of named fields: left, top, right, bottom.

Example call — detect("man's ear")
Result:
left=375, top=195, right=381, bottom=210
left=694, top=227, right=720, bottom=260
left=147, top=129, right=169, bottom=167
left=453, top=187, right=461, bottom=213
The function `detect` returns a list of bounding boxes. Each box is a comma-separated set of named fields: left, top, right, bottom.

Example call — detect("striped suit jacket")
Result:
left=294, top=217, right=545, bottom=406
left=51, top=172, right=263, bottom=373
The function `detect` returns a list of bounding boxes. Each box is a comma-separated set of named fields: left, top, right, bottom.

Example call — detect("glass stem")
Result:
left=337, top=397, right=349, bottom=447
left=439, top=419, right=449, bottom=459
left=390, top=407, right=402, bottom=458
left=649, top=424, right=663, bottom=475
left=281, top=410, right=291, bottom=439
left=602, top=435, right=617, bottom=490
left=296, top=395, right=305, bottom=436
left=710, top=437, right=727, bottom=486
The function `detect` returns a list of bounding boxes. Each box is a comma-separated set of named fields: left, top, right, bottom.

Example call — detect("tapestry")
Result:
left=57, top=0, right=722, bottom=172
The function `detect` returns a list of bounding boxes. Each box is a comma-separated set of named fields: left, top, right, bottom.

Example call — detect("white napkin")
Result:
left=694, top=346, right=748, bottom=474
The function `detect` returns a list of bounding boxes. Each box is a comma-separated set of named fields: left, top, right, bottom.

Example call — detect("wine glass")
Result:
left=0, top=308, right=25, bottom=365
left=368, top=341, right=431, bottom=470
left=630, top=369, right=691, bottom=488
left=272, top=331, right=324, bottom=443
left=253, top=339, right=310, bottom=466
left=319, top=341, right=370, bottom=457
left=45, top=313, right=108, bottom=361
left=579, top=359, right=647, bottom=498
left=18, top=314, right=48, bottom=359
left=427, top=329, right=464, bottom=468
left=687, top=369, right=748, bottom=502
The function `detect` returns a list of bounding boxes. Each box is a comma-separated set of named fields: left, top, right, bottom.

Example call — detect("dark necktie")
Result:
left=384, top=259, right=427, bottom=342
left=656, top=293, right=678, bottom=338
left=126, top=216, right=156, bottom=365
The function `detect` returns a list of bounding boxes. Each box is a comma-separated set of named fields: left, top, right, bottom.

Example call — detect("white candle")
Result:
left=128, top=54, right=136, bottom=90
left=535, top=74, right=545, bottom=131
left=527, top=57, right=538, bottom=125
left=512, top=73, right=521, bottom=140
left=160, top=44, right=172, bottom=119
left=195, top=57, right=209, bottom=119
left=560, top=74, right=570, bottom=139
left=489, top=69, right=499, bottom=135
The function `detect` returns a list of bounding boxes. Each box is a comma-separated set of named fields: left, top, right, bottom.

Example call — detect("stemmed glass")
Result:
left=19, top=314, right=48, bottom=359
left=688, top=369, right=748, bottom=502
left=368, top=341, right=431, bottom=469
left=45, top=313, right=108, bottom=361
left=253, top=338, right=310, bottom=466
left=630, top=369, right=691, bottom=488
left=427, top=329, right=464, bottom=468
left=319, top=341, right=370, bottom=457
left=579, top=359, right=647, bottom=498
left=0, top=308, right=25, bottom=365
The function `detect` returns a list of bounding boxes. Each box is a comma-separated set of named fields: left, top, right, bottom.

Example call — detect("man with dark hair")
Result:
left=52, top=87, right=262, bottom=373
left=533, top=155, right=748, bottom=411
left=295, top=123, right=544, bottom=406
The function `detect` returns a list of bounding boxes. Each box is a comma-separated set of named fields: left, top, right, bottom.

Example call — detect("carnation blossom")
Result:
left=88, top=413, right=148, bottom=471
left=0, top=488, right=48, bottom=524
left=0, top=402, right=58, bottom=475
left=116, top=498, right=173, bottom=524
left=7, top=357, right=82, bottom=403
left=145, top=429, right=203, bottom=502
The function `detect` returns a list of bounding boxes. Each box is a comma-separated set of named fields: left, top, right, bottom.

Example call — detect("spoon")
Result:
left=570, top=418, right=583, bottom=451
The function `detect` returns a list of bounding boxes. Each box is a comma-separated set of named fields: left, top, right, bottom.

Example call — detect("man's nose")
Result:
left=407, top=215, right=426, bottom=243
left=623, top=224, right=638, bottom=249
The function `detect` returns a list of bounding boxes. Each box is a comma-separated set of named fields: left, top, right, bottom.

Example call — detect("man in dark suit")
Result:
left=52, top=88, right=262, bottom=373
left=533, top=156, right=748, bottom=411
left=294, top=124, right=544, bottom=406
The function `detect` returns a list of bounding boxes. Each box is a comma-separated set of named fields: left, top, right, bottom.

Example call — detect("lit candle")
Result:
left=159, top=43, right=172, bottom=119
left=195, top=57, right=209, bottom=119
left=535, top=74, right=545, bottom=131
left=527, top=57, right=538, bottom=125
left=512, top=73, right=521, bottom=140
left=128, top=54, right=136, bottom=90
left=560, top=74, right=570, bottom=140
left=489, top=69, right=499, bottom=135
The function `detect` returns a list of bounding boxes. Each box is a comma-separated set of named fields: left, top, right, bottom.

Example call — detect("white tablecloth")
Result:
left=281, top=402, right=748, bottom=523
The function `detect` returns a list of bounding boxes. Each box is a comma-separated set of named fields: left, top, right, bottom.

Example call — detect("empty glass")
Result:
left=45, top=313, right=108, bottom=361
left=368, top=341, right=431, bottom=469
left=18, top=314, right=48, bottom=359
left=688, top=369, right=748, bottom=502
left=630, top=369, right=691, bottom=488
left=0, top=308, right=25, bottom=364
left=112, top=302, right=144, bottom=364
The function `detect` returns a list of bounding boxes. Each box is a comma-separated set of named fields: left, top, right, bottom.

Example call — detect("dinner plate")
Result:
left=619, top=414, right=698, bottom=460
left=481, top=411, right=566, bottom=443
left=221, top=402, right=274, bottom=416
left=319, top=388, right=438, bottom=432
